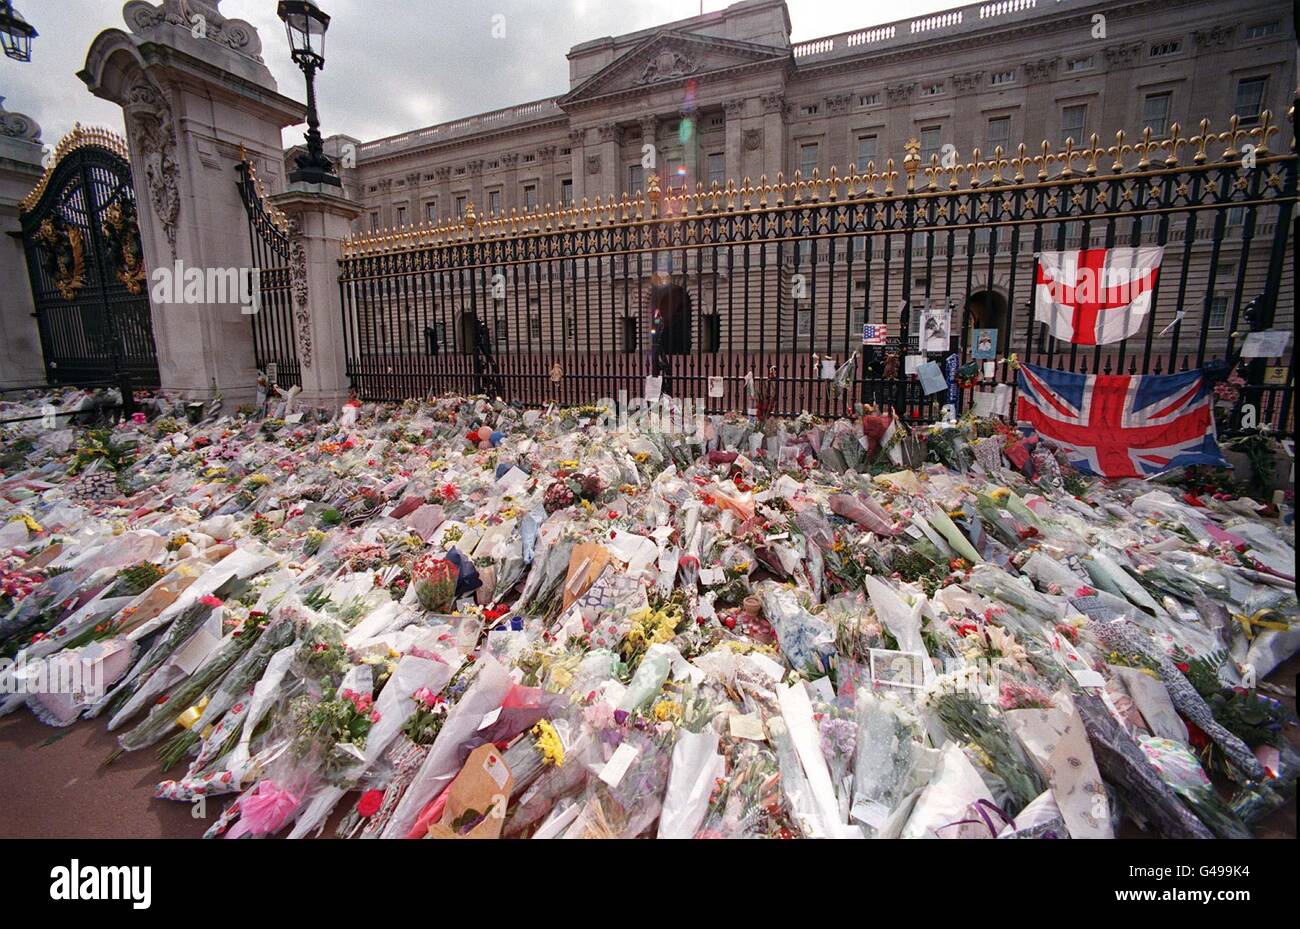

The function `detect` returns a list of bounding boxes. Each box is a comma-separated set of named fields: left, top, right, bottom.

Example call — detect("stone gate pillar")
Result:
left=0, top=99, right=46, bottom=389
left=79, top=0, right=304, bottom=407
left=269, top=186, right=362, bottom=411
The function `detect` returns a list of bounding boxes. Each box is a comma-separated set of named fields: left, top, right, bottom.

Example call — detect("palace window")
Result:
left=707, top=114, right=725, bottom=128
left=488, top=189, right=501, bottom=215
left=559, top=147, right=571, bottom=156
left=919, top=126, right=942, bottom=164
left=990, top=70, right=1016, bottom=86
left=1149, top=40, right=1181, bottom=58
left=1233, top=77, right=1267, bottom=125
left=799, top=142, right=819, bottom=177
left=523, top=183, right=538, bottom=210
left=799, top=103, right=819, bottom=117
left=425, top=200, right=437, bottom=223
left=707, top=152, right=725, bottom=188
left=1060, top=104, right=1087, bottom=144
left=369, top=211, right=380, bottom=231
left=1208, top=295, right=1229, bottom=330
left=455, top=166, right=466, bottom=176
left=529, top=314, right=542, bottom=340
left=858, top=93, right=880, bottom=107
left=522, top=153, right=536, bottom=163
left=395, top=205, right=407, bottom=226
left=986, top=116, right=1010, bottom=151
left=560, top=178, right=573, bottom=206
left=1065, top=55, right=1094, bottom=72
left=1246, top=22, right=1279, bottom=39
left=628, top=164, right=644, bottom=196
left=1142, top=92, right=1171, bottom=137
left=856, top=134, right=878, bottom=168
left=921, top=82, right=944, bottom=97
left=455, top=195, right=466, bottom=218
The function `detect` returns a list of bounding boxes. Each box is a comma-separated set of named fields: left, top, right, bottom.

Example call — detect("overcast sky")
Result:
left=1, top=0, right=960, bottom=152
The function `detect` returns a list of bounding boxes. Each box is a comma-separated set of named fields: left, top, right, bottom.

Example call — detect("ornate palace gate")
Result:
left=19, top=126, right=159, bottom=387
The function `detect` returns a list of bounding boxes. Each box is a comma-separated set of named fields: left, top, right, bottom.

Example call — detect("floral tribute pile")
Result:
left=0, top=387, right=1295, bottom=839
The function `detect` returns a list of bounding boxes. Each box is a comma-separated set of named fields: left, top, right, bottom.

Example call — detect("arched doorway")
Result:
left=964, top=289, right=1009, bottom=354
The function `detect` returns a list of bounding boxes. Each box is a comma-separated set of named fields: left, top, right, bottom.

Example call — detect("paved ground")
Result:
left=1, top=661, right=1294, bottom=839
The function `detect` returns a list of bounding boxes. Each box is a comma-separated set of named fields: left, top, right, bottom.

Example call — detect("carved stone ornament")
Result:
left=123, top=0, right=264, bottom=62
left=405, top=172, right=421, bottom=186
left=1023, top=58, right=1059, bottom=83
left=825, top=93, right=853, bottom=115
left=125, top=79, right=181, bottom=259
left=722, top=98, right=745, bottom=118
left=743, top=128, right=763, bottom=152
left=466, top=159, right=484, bottom=175
left=567, top=128, right=586, bottom=146
left=952, top=70, right=985, bottom=94
left=760, top=92, right=785, bottom=115
left=586, top=154, right=602, bottom=175
left=597, top=123, right=623, bottom=144
left=536, top=144, right=558, bottom=161
left=637, top=46, right=697, bottom=85
left=885, top=82, right=916, bottom=104
left=287, top=218, right=312, bottom=369
left=433, top=167, right=452, bottom=182
left=0, top=96, right=41, bottom=142
left=500, top=152, right=520, bottom=168
left=1194, top=25, right=1237, bottom=48
left=1103, top=42, right=1143, bottom=67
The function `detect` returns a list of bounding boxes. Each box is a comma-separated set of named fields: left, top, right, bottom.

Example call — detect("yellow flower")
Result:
left=989, top=487, right=1011, bottom=503
left=532, top=719, right=566, bottom=766
left=10, top=514, right=42, bottom=533
left=560, top=459, right=579, bottom=470
left=633, top=452, right=649, bottom=464
left=653, top=699, right=682, bottom=722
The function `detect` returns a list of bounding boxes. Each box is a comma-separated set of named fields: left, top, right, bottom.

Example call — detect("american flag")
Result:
left=861, top=323, right=888, bottom=345
left=1035, top=246, right=1163, bottom=345
left=1016, top=361, right=1226, bottom=478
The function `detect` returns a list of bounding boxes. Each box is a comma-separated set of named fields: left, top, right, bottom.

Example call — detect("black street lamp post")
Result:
left=0, top=1, right=37, bottom=62
left=278, top=1, right=341, bottom=187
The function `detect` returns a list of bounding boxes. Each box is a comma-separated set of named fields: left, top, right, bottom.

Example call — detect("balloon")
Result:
left=490, top=431, right=504, bottom=446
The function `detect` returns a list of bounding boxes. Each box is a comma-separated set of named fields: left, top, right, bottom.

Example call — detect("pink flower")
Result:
left=369, top=709, right=381, bottom=723
left=130, top=412, right=147, bottom=425
left=199, top=594, right=224, bottom=608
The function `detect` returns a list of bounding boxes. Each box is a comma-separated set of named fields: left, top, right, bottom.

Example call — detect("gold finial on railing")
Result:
left=646, top=174, right=661, bottom=218
left=1254, top=109, right=1275, bottom=156
left=463, top=200, right=477, bottom=229
left=1161, top=123, right=1185, bottom=166
left=902, top=138, right=920, bottom=192
left=1134, top=127, right=1157, bottom=170
left=1110, top=130, right=1128, bottom=173
left=1192, top=119, right=1212, bottom=164
left=1084, top=134, right=1101, bottom=176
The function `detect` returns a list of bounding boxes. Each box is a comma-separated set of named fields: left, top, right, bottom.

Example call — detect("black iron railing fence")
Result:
left=236, top=161, right=301, bottom=391
left=336, top=112, right=1296, bottom=433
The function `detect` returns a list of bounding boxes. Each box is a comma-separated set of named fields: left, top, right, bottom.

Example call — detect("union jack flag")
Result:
left=1015, top=361, right=1226, bottom=478
left=861, top=323, right=888, bottom=345
left=1035, top=246, right=1163, bottom=345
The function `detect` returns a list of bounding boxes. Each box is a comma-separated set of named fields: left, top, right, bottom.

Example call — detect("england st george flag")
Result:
left=1016, top=361, right=1226, bottom=478
left=1034, top=246, right=1163, bottom=345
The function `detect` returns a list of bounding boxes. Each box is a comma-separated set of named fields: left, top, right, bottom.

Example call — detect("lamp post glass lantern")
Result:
left=278, top=0, right=341, bottom=187
left=0, top=1, right=37, bottom=62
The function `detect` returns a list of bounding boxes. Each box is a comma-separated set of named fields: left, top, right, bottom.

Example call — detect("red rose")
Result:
left=357, top=789, right=384, bottom=817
